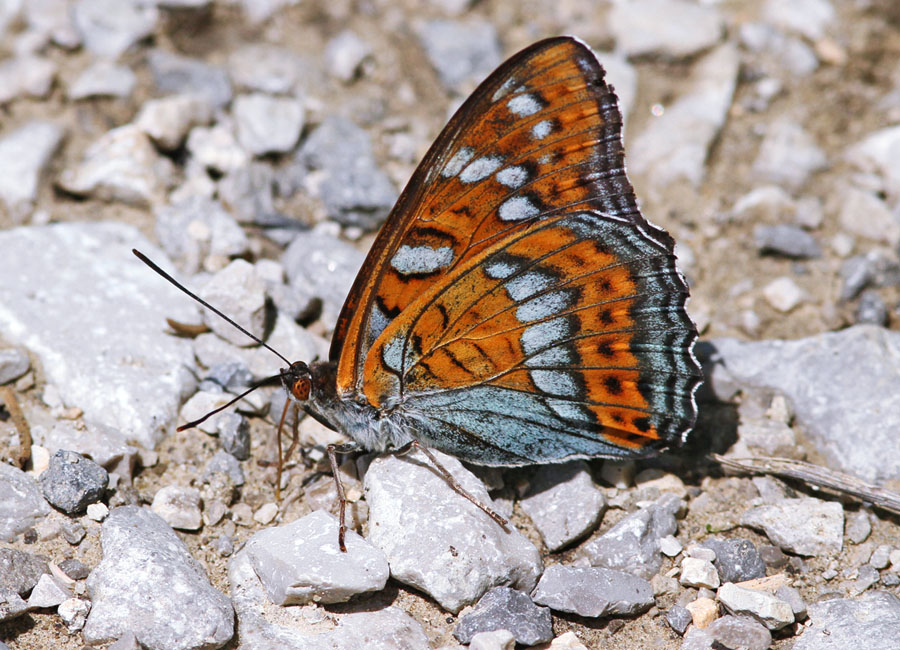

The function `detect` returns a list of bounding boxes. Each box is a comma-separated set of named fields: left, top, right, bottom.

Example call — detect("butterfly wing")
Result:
left=363, top=209, right=702, bottom=465
left=331, top=36, right=651, bottom=397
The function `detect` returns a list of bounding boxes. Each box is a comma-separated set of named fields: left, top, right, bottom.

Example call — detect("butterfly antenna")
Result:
left=177, top=373, right=282, bottom=431
left=133, top=249, right=292, bottom=366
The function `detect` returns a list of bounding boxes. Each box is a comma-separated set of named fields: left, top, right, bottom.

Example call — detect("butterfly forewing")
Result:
left=332, top=37, right=646, bottom=396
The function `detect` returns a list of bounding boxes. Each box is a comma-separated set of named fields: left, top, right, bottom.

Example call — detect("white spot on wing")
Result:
left=547, top=398, right=592, bottom=422
left=505, top=271, right=553, bottom=302
left=484, top=259, right=518, bottom=279
left=516, top=290, right=572, bottom=322
left=507, top=94, right=542, bottom=117
left=496, top=165, right=529, bottom=188
left=521, top=317, right=571, bottom=354
left=390, top=245, right=454, bottom=275
left=459, top=156, right=504, bottom=183
left=531, top=369, right=579, bottom=396
left=492, top=77, right=519, bottom=102
left=382, top=334, right=405, bottom=373
left=441, top=147, right=475, bottom=178
left=526, top=346, right=572, bottom=367
left=498, top=196, right=540, bottom=221
left=531, top=119, right=553, bottom=140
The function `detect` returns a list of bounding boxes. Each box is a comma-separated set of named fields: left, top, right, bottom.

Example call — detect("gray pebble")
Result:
left=244, top=510, right=389, bottom=605
left=150, top=485, right=202, bottom=531
left=73, top=0, right=157, bottom=58
left=27, top=573, right=71, bottom=608
left=58, top=558, right=90, bottom=581
left=0, top=464, right=50, bottom=542
left=42, top=421, right=138, bottom=482
left=665, top=604, right=692, bottom=635
left=217, top=162, right=278, bottom=225
left=365, top=448, right=542, bottom=613
left=870, top=544, right=892, bottom=569
left=752, top=120, right=827, bottom=190
left=212, top=535, right=234, bottom=557
left=763, top=0, right=835, bottom=41
left=576, top=493, right=683, bottom=579
left=324, top=30, right=371, bottom=82
left=416, top=19, right=501, bottom=90
left=216, top=414, right=251, bottom=461
left=205, top=361, right=253, bottom=391
left=531, top=564, right=654, bottom=618
left=154, top=196, right=249, bottom=274
left=754, top=224, right=822, bottom=258
left=227, top=43, right=302, bottom=94
left=453, top=587, right=552, bottom=646
left=0, top=347, right=29, bottom=384
left=846, top=510, right=873, bottom=544
left=147, top=48, right=232, bottom=108
left=856, top=290, right=888, bottom=325
left=203, top=449, right=245, bottom=486
left=40, top=450, right=109, bottom=515
left=702, top=537, right=766, bottom=583
left=685, top=614, right=772, bottom=650
left=0, top=592, right=29, bottom=623
left=68, top=61, right=136, bottom=100
left=608, top=0, right=724, bottom=59
left=0, top=547, right=49, bottom=596
left=292, top=116, right=397, bottom=230
left=136, top=94, right=213, bottom=151
left=233, top=93, right=304, bottom=156
left=83, top=506, right=234, bottom=649
left=741, top=497, right=843, bottom=557
left=520, top=460, right=606, bottom=552
left=198, top=258, right=268, bottom=346
left=61, top=519, right=86, bottom=545
left=0, top=55, right=57, bottom=104
left=853, top=565, right=881, bottom=594
left=0, top=121, right=65, bottom=220
left=793, top=590, right=900, bottom=650
left=717, top=582, right=794, bottom=631
left=775, top=584, right=807, bottom=620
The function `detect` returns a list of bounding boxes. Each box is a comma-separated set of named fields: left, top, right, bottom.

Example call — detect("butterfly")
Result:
left=137, top=36, right=702, bottom=551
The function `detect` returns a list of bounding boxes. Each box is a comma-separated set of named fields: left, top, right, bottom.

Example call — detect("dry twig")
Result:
left=0, top=386, right=31, bottom=468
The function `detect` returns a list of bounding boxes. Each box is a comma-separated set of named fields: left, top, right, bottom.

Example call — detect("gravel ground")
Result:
left=1, top=1, right=900, bottom=649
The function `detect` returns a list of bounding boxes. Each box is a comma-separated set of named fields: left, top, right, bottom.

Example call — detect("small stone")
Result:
left=57, top=125, right=175, bottom=206
left=136, top=94, right=213, bottom=151
left=68, top=61, right=136, bottom=99
left=685, top=597, right=718, bottom=628
left=762, top=276, right=806, bottom=313
left=57, top=597, right=90, bottom=631
left=687, top=546, right=717, bottom=562
left=792, top=591, right=900, bottom=650
left=39, top=450, right=109, bottom=514
left=837, top=187, right=900, bottom=246
left=453, top=587, right=553, bottom=646
left=741, top=497, right=844, bottom=556
left=253, top=502, right=278, bottom=525
left=763, top=0, right=835, bottom=41
left=0, top=591, right=29, bottom=623
left=753, top=120, right=827, bottom=190
left=86, top=502, right=109, bottom=522
left=519, top=460, right=606, bottom=551
left=27, top=573, right=71, bottom=608
left=852, top=565, right=880, bottom=595
left=531, top=565, right=654, bottom=618
left=681, top=558, right=721, bottom=589
left=187, top=124, right=249, bottom=174
left=244, top=510, right=389, bottom=605
left=61, top=519, right=86, bottom=545
left=216, top=413, right=251, bottom=461
left=227, top=43, right=302, bottom=94
left=0, top=55, right=57, bottom=103
left=150, top=485, right=203, bottom=531
left=717, top=582, right=794, bottom=630
left=0, top=121, right=65, bottom=219
left=58, top=558, right=90, bottom=581
left=775, top=585, right=807, bottom=620
left=416, top=19, right=502, bottom=90
left=73, top=0, right=157, bottom=58
left=703, top=538, right=767, bottom=583
left=704, top=614, right=772, bottom=650
left=233, top=93, right=304, bottom=156
left=731, top=185, right=795, bottom=223
left=665, top=604, right=693, bottom=635
left=180, top=390, right=232, bottom=434
left=608, top=0, right=724, bottom=59
left=659, top=535, right=683, bottom=557
left=856, top=290, right=888, bottom=326
left=754, top=224, right=822, bottom=258
left=870, top=544, right=892, bottom=570
left=147, top=49, right=232, bottom=109
left=324, top=30, right=371, bottom=82
left=0, top=547, right=49, bottom=597
left=0, top=348, right=29, bottom=384
left=212, top=535, right=234, bottom=557
left=199, top=259, right=268, bottom=346
left=469, top=629, right=515, bottom=650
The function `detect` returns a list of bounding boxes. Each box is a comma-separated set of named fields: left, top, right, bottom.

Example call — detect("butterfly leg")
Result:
left=274, top=399, right=299, bottom=501
left=400, top=441, right=509, bottom=530
left=327, top=442, right=363, bottom=553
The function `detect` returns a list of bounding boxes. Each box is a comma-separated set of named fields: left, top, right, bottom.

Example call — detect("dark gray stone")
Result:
left=61, top=519, right=86, bottom=545
left=216, top=414, right=251, bottom=461
left=665, top=604, right=692, bottom=635
left=147, top=49, right=232, bottom=108
left=702, top=537, right=766, bottom=583
left=83, top=506, right=234, bottom=649
left=58, top=558, right=91, bottom=581
left=702, top=615, right=772, bottom=650
left=40, top=450, right=109, bottom=514
left=576, top=493, right=683, bottom=579
left=793, top=591, right=900, bottom=650
left=706, top=326, right=900, bottom=483
left=0, top=547, right=49, bottom=596
left=856, top=290, right=889, bottom=325
left=292, top=117, right=397, bottom=230
left=0, top=592, right=29, bottom=623
left=754, top=224, right=821, bottom=258
left=453, top=587, right=553, bottom=646
left=531, top=564, right=654, bottom=618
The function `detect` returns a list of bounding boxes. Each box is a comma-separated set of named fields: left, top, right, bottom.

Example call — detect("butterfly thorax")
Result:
left=302, top=360, right=415, bottom=453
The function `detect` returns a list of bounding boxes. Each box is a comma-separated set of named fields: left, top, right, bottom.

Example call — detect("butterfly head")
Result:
left=281, top=361, right=312, bottom=403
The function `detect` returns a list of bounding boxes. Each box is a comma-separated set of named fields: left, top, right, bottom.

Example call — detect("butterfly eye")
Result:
left=291, top=377, right=311, bottom=401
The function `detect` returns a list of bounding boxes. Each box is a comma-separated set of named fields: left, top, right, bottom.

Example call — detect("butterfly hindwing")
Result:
left=363, top=210, right=701, bottom=464
left=332, top=37, right=649, bottom=397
